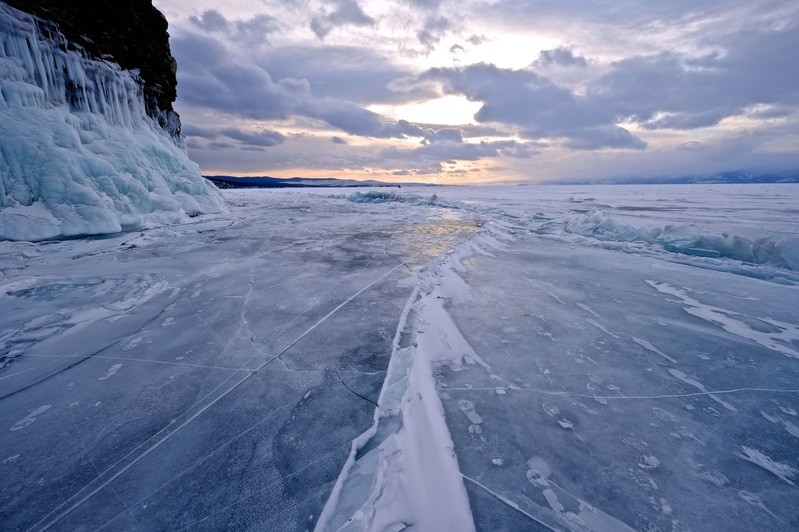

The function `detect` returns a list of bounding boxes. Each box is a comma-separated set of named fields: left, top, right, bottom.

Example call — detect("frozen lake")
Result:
left=1, top=184, right=798, bottom=530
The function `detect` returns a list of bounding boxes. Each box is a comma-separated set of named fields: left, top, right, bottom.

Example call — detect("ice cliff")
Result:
left=0, top=2, right=225, bottom=241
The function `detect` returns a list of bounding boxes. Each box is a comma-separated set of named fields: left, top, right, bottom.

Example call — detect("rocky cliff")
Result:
left=5, top=0, right=180, bottom=134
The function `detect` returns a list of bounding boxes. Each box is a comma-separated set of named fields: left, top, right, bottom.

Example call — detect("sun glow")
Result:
left=369, top=95, right=482, bottom=126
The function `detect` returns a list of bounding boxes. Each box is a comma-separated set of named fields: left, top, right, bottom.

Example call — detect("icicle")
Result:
left=0, top=3, right=147, bottom=127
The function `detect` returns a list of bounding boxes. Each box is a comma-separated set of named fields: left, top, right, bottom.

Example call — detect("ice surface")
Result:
left=0, top=4, right=225, bottom=241
left=0, top=188, right=480, bottom=529
left=1, top=184, right=798, bottom=530
left=420, top=184, right=799, bottom=532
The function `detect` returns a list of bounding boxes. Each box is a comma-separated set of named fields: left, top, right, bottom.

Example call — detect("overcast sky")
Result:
left=153, top=0, right=799, bottom=183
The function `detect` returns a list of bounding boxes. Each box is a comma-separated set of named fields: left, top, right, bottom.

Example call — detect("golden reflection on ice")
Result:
left=399, top=213, right=483, bottom=265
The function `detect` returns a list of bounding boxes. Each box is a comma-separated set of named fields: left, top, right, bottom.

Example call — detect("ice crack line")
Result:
left=30, top=261, right=406, bottom=532
left=439, top=386, right=799, bottom=400
left=334, top=369, right=379, bottom=407
left=32, top=213, right=485, bottom=531
left=460, top=475, right=558, bottom=531
left=0, top=291, right=178, bottom=397
left=94, top=394, right=303, bottom=531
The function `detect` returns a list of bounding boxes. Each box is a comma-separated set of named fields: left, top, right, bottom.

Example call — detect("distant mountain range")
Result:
left=206, top=170, right=799, bottom=189
left=551, top=170, right=799, bottom=185
left=204, top=175, right=429, bottom=189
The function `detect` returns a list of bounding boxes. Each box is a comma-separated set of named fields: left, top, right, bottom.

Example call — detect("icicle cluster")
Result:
left=0, top=3, right=225, bottom=241
left=0, top=5, right=147, bottom=128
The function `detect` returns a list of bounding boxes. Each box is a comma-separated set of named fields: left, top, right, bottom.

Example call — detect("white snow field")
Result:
left=1, top=184, right=798, bottom=531
left=0, top=4, right=225, bottom=242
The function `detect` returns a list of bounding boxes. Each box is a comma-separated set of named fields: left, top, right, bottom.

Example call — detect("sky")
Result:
left=153, top=0, right=799, bottom=183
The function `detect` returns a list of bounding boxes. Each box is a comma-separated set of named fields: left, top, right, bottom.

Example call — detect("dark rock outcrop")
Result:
left=5, top=0, right=180, bottom=132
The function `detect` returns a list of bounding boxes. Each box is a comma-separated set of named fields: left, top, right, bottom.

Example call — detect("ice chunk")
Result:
left=564, top=209, right=799, bottom=271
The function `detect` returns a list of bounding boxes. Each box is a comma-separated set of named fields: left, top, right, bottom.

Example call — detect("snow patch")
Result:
left=667, top=368, right=737, bottom=412
left=648, top=281, right=799, bottom=359
left=735, top=446, right=797, bottom=486
left=632, top=337, right=677, bottom=364
left=98, top=364, right=122, bottom=381
left=10, top=405, right=51, bottom=431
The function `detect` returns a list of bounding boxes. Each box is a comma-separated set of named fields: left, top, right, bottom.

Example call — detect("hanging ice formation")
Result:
left=0, top=2, right=225, bottom=241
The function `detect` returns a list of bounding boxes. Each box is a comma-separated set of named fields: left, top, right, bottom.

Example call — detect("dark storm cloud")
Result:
left=311, top=0, right=375, bottom=39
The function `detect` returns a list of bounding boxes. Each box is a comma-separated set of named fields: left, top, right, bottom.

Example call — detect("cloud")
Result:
left=417, top=15, right=451, bottom=50
left=182, top=124, right=218, bottom=139
left=403, top=0, right=442, bottom=10
left=588, top=23, right=799, bottom=129
left=188, top=10, right=229, bottom=33
left=311, top=0, right=375, bottom=39
left=221, top=127, right=286, bottom=147
left=255, top=45, right=436, bottom=104
left=379, top=139, right=538, bottom=170
left=424, top=63, right=645, bottom=149
left=172, top=32, right=412, bottom=138
left=533, top=46, right=588, bottom=68
left=423, top=127, right=464, bottom=144
left=162, top=0, right=799, bottom=181
left=208, top=141, right=234, bottom=150
left=376, top=122, right=540, bottom=171
left=561, top=127, right=647, bottom=150
left=416, top=19, right=799, bottom=149
left=466, top=34, right=486, bottom=46
left=188, top=10, right=280, bottom=46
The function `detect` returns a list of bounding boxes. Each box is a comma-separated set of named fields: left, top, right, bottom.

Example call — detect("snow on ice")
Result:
left=1, top=183, right=798, bottom=530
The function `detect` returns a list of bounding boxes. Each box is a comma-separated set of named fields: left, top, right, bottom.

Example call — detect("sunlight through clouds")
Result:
left=368, top=95, right=482, bottom=126
left=154, top=0, right=799, bottom=183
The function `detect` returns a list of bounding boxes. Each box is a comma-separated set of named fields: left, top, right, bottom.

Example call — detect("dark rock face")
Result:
left=6, top=0, right=179, bottom=130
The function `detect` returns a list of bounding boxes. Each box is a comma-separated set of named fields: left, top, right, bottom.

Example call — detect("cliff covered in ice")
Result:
left=0, top=2, right=225, bottom=241
left=4, top=0, right=181, bottom=135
